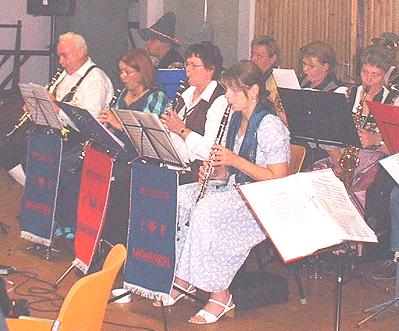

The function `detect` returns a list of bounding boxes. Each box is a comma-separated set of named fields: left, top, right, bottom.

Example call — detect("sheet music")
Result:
left=380, top=152, right=399, bottom=185
left=19, top=83, right=63, bottom=130
left=112, top=109, right=187, bottom=170
left=272, top=68, right=301, bottom=89
left=238, top=169, right=377, bottom=263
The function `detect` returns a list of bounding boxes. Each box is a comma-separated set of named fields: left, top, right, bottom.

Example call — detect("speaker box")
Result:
left=27, top=0, right=75, bottom=16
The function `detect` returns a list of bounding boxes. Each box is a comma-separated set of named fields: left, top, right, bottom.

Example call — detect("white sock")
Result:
left=394, top=251, right=399, bottom=262
left=8, top=164, right=26, bottom=186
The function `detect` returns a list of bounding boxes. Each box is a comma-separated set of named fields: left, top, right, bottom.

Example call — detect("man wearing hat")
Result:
left=138, top=11, right=184, bottom=68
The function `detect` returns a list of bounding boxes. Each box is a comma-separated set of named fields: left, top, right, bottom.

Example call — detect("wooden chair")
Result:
left=6, top=244, right=127, bottom=331
left=288, top=144, right=307, bottom=175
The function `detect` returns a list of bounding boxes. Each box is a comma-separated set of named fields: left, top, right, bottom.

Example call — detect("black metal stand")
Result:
left=356, top=261, right=399, bottom=328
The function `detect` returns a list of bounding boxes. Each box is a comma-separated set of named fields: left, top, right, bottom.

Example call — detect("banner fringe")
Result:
left=73, top=258, right=89, bottom=274
left=123, top=282, right=170, bottom=301
left=20, top=231, right=51, bottom=246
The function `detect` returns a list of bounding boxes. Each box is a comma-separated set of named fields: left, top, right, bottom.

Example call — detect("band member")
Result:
left=250, top=35, right=279, bottom=103
left=0, top=32, right=114, bottom=186
left=100, top=48, right=169, bottom=127
left=98, top=49, right=169, bottom=245
left=154, top=60, right=290, bottom=325
left=137, top=11, right=184, bottom=68
left=160, top=41, right=228, bottom=184
left=300, top=40, right=346, bottom=93
left=314, top=45, right=395, bottom=209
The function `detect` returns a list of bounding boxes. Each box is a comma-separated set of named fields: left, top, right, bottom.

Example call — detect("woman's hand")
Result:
left=99, top=109, right=122, bottom=130
left=198, top=160, right=228, bottom=184
left=209, top=144, right=238, bottom=168
left=160, top=108, right=187, bottom=136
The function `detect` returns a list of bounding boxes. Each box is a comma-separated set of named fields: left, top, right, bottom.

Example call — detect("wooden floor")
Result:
left=1, top=168, right=399, bottom=331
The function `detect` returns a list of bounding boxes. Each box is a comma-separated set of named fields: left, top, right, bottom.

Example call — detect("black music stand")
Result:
left=19, top=83, right=64, bottom=132
left=112, top=108, right=189, bottom=171
left=278, top=87, right=361, bottom=149
left=57, top=102, right=126, bottom=157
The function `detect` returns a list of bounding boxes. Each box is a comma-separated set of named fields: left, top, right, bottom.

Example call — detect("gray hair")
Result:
left=58, top=32, right=88, bottom=54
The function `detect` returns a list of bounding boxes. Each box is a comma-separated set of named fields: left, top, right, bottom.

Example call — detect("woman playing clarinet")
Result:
left=153, top=60, right=290, bottom=325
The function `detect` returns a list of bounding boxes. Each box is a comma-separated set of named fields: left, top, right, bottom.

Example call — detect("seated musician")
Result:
left=137, top=11, right=184, bottom=69
left=96, top=49, right=169, bottom=245
left=250, top=35, right=282, bottom=120
left=100, top=48, right=169, bottom=126
left=160, top=41, right=229, bottom=184
left=314, top=45, right=395, bottom=209
left=295, top=40, right=347, bottom=165
left=1, top=32, right=114, bottom=186
left=299, top=40, right=346, bottom=92
left=153, top=60, right=290, bottom=325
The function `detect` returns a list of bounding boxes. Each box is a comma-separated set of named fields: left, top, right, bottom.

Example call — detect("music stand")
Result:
left=19, top=83, right=63, bottom=131
left=278, top=87, right=361, bottom=149
left=356, top=101, right=399, bottom=327
left=112, top=108, right=189, bottom=171
left=57, top=102, right=126, bottom=157
left=367, top=101, right=399, bottom=154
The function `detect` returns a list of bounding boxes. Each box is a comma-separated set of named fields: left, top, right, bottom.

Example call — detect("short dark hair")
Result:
left=184, top=41, right=224, bottom=79
left=361, top=45, right=395, bottom=72
left=251, top=35, right=280, bottom=61
left=300, top=40, right=337, bottom=73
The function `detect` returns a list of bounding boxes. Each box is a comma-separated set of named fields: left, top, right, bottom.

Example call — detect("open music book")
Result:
left=112, top=109, right=188, bottom=171
left=237, top=169, right=378, bottom=263
left=18, top=83, right=64, bottom=131
left=272, top=68, right=301, bottom=89
left=380, top=152, right=399, bottom=185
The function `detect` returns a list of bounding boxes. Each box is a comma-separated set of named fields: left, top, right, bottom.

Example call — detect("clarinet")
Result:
left=6, top=68, right=63, bottom=138
left=195, top=104, right=232, bottom=203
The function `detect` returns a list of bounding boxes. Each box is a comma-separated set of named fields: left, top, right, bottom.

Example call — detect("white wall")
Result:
left=0, top=1, right=51, bottom=87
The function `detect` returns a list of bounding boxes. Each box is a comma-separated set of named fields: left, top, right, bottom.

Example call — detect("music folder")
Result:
left=57, top=102, right=125, bottom=155
left=367, top=101, right=399, bottom=154
left=278, top=87, right=361, bottom=148
left=237, top=169, right=378, bottom=263
left=112, top=109, right=189, bottom=171
left=18, top=82, right=64, bottom=131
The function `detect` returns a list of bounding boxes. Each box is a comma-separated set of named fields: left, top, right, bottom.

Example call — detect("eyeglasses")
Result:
left=361, top=68, right=385, bottom=78
left=184, top=62, right=205, bottom=69
left=119, top=70, right=136, bottom=77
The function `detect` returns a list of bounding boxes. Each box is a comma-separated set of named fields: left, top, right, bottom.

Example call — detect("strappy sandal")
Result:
left=152, top=283, right=196, bottom=307
left=189, top=294, right=235, bottom=324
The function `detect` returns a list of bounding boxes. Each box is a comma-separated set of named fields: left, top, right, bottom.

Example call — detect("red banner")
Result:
left=73, top=146, right=113, bottom=273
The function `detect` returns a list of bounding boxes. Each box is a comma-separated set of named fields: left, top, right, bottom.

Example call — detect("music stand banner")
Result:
left=73, top=146, right=113, bottom=273
left=21, top=132, right=62, bottom=246
left=124, top=162, right=177, bottom=300
left=367, top=101, right=399, bottom=154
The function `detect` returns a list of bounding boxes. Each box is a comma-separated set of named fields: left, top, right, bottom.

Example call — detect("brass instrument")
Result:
left=196, top=104, right=232, bottom=203
left=6, top=68, right=63, bottom=138
left=338, top=86, right=369, bottom=188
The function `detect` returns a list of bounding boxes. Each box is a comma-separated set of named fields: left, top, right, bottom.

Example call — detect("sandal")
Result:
left=153, top=283, right=196, bottom=307
left=189, top=294, right=235, bottom=324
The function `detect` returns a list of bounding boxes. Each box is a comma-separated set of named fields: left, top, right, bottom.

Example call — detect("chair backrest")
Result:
left=54, top=244, right=127, bottom=331
left=288, top=144, right=306, bottom=175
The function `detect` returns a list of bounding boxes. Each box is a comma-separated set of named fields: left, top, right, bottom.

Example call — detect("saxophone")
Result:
left=338, top=85, right=369, bottom=188
left=195, top=104, right=232, bottom=203
left=6, top=68, right=63, bottom=138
